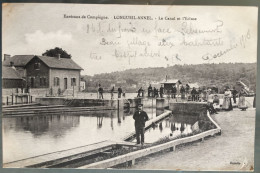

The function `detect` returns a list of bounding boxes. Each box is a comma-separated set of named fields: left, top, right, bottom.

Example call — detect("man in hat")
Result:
left=98, top=84, right=103, bottom=99
left=191, top=87, right=197, bottom=101
left=133, top=104, right=149, bottom=145
left=232, top=87, right=238, bottom=104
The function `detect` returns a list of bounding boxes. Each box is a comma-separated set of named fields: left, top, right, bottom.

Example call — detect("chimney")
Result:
left=57, top=53, right=61, bottom=60
left=4, top=54, right=11, bottom=61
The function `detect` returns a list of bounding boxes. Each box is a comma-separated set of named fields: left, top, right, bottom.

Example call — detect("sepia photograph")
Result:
left=1, top=3, right=257, bottom=171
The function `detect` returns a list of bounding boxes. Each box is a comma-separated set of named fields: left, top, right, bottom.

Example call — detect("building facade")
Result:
left=3, top=54, right=83, bottom=95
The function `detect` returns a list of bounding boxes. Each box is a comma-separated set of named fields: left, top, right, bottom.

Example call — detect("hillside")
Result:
left=82, top=63, right=257, bottom=92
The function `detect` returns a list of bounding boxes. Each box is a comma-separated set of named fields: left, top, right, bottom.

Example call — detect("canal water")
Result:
left=2, top=108, right=198, bottom=163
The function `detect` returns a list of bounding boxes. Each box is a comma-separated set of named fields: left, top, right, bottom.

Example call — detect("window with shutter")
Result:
left=57, top=78, right=60, bottom=86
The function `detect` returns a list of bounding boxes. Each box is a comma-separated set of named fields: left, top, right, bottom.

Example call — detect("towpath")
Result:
left=127, top=107, right=255, bottom=171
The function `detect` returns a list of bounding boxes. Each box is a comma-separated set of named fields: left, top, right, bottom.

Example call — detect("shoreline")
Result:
left=126, top=107, right=255, bottom=171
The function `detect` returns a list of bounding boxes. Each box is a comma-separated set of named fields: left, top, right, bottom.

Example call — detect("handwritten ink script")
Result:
left=63, top=6, right=257, bottom=66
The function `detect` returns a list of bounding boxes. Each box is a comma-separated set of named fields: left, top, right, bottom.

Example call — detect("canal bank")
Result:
left=3, top=101, right=213, bottom=168
left=127, top=108, right=255, bottom=171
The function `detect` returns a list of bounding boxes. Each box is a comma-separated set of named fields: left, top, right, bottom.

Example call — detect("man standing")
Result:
left=171, top=85, right=177, bottom=98
left=98, top=84, right=103, bottom=99
left=159, top=85, right=164, bottom=98
left=148, top=84, right=152, bottom=97
left=111, top=86, right=114, bottom=99
left=180, top=85, right=186, bottom=100
left=153, top=87, right=157, bottom=98
left=137, top=87, right=143, bottom=97
left=191, top=87, right=197, bottom=101
left=118, top=86, right=122, bottom=98
left=133, top=104, right=149, bottom=145
left=232, top=87, right=238, bottom=104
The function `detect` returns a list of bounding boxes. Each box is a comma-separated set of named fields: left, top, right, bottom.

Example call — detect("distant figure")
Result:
left=212, top=95, right=220, bottom=110
left=148, top=84, right=153, bottom=97
left=118, top=86, right=122, bottom=98
left=197, top=87, right=202, bottom=101
left=185, top=84, right=190, bottom=97
left=191, top=87, right=197, bottom=101
left=180, top=85, right=186, bottom=100
left=206, top=89, right=211, bottom=101
left=238, top=87, right=248, bottom=111
left=232, top=87, right=238, bottom=104
left=123, top=91, right=126, bottom=98
left=133, top=104, right=149, bottom=145
left=137, top=87, right=143, bottom=97
left=171, top=85, right=177, bottom=98
left=98, top=84, right=103, bottom=99
left=222, top=88, right=233, bottom=111
left=153, top=87, right=158, bottom=98
left=111, top=86, right=114, bottom=99
left=201, top=89, right=207, bottom=102
left=206, top=102, right=218, bottom=114
left=159, top=85, right=164, bottom=98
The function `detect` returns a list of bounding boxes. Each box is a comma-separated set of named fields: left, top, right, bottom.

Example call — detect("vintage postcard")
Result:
left=1, top=3, right=257, bottom=171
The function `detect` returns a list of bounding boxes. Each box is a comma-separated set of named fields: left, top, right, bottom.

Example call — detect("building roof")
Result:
left=2, top=55, right=35, bottom=67
left=160, top=79, right=181, bottom=84
left=3, top=55, right=83, bottom=70
left=33, top=56, right=83, bottom=70
left=2, top=66, right=22, bottom=79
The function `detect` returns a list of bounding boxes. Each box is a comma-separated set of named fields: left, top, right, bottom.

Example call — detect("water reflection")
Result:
left=97, top=116, right=103, bottom=128
left=156, top=108, right=164, bottom=117
left=142, top=113, right=200, bottom=143
left=3, top=108, right=145, bottom=162
left=4, top=115, right=80, bottom=138
left=3, top=107, right=199, bottom=163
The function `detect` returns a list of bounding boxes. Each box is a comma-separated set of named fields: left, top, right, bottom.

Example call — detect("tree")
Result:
left=42, top=47, right=71, bottom=59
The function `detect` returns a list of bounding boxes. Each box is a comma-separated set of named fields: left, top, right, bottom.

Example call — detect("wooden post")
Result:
left=15, top=95, right=17, bottom=104
left=6, top=96, right=8, bottom=105
left=152, top=98, right=153, bottom=118
left=31, top=96, right=33, bottom=103
left=117, top=99, right=119, bottom=111
left=73, top=85, right=74, bottom=97
left=11, top=94, right=14, bottom=105
left=170, top=146, right=176, bottom=151
left=131, top=159, right=135, bottom=166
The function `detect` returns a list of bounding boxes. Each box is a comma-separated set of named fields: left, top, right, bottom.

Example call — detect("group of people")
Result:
left=222, top=87, right=248, bottom=111
left=98, top=84, right=124, bottom=99
left=206, top=86, right=250, bottom=115
left=138, top=85, right=165, bottom=98
left=132, top=86, right=254, bottom=146
left=142, top=84, right=204, bottom=100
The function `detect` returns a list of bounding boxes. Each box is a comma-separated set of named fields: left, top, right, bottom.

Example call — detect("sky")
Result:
left=2, top=3, right=258, bottom=75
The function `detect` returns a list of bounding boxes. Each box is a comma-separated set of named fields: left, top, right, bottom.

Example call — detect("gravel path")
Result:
left=127, top=107, right=255, bottom=171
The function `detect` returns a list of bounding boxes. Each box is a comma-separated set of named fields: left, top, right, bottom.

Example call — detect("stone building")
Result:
left=3, top=54, right=83, bottom=94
